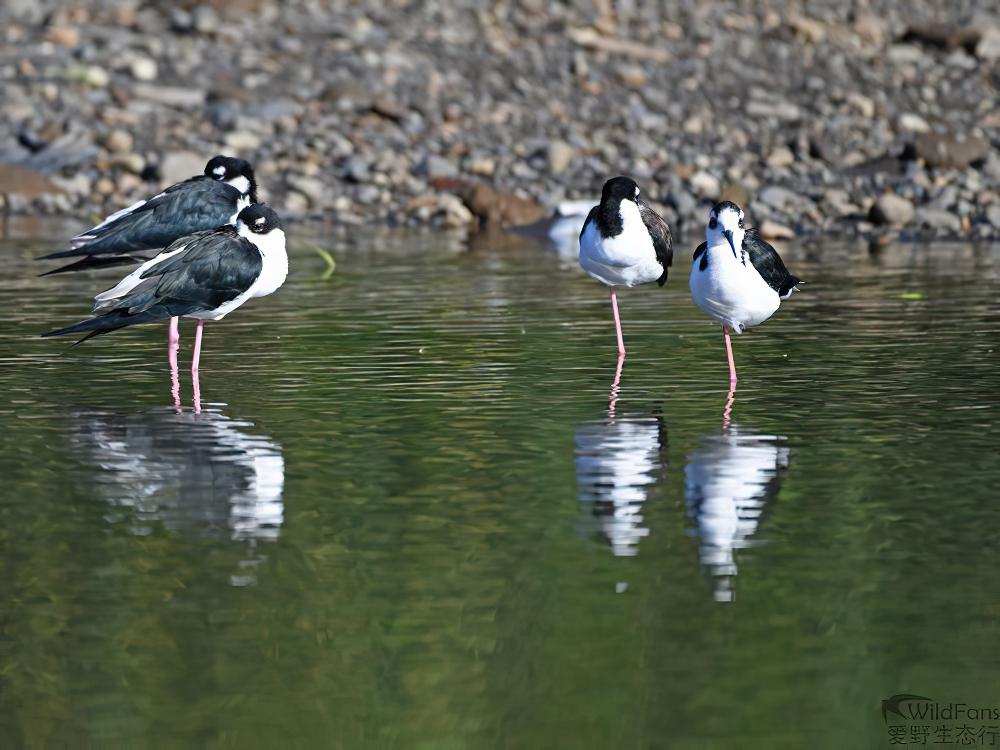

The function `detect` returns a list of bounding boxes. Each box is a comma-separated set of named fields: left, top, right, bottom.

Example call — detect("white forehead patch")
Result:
left=634, top=187, right=640, bottom=197
left=213, top=165, right=226, bottom=176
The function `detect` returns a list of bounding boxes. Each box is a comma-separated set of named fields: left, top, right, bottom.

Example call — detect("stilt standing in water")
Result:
left=43, top=205, right=288, bottom=408
left=689, top=201, right=802, bottom=388
left=39, top=156, right=259, bottom=360
left=579, top=177, right=673, bottom=357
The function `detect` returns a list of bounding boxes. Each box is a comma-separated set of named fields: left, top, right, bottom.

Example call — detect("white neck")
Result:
left=239, top=225, right=287, bottom=298
left=226, top=175, right=251, bottom=195
left=619, top=199, right=641, bottom=223
left=706, top=229, right=746, bottom=265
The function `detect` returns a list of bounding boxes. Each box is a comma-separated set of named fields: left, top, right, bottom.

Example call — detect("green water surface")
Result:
left=0, top=225, right=998, bottom=749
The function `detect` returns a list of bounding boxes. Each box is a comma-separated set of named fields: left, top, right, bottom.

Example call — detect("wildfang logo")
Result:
left=882, top=694, right=933, bottom=724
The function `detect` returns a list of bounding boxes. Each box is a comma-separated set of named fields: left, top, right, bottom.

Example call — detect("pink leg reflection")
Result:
left=610, top=288, right=625, bottom=357
left=722, top=388, right=735, bottom=431
left=608, top=353, right=625, bottom=420
left=169, top=332, right=181, bottom=413
left=192, top=366, right=202, bottom=415
left=191, top=320, right=204, bottom=414
left=723, top=326, right=737, bottom=390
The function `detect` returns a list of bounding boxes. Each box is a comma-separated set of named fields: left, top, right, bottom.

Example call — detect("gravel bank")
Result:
left=1, top=0, right=999, bottom=242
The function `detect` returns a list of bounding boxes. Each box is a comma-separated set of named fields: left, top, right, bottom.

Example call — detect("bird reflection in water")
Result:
left=575, top=355, right=667, bottom=560
left=684, top=390, right=790, bottom=602
left=66, top=407, right=284, bottom=585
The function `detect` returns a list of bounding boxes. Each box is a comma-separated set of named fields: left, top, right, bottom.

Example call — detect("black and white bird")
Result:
left=40, top=155, right=258, bottom=358
left=689, top=201, right=801, bottom=388
left=41, top=155, right=257, bottom=274
left=43, top=204, right=287, bottom=374
left=66, top=407, right=285, bottom=544
left=579, top=176, right=673, bottom=357
left=576, top=414, right=666, bottom=558
left=685, top=425, right=789, bottom=602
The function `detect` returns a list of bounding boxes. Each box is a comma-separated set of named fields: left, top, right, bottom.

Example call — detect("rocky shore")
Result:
left=1, top=0, right=999, bottom=242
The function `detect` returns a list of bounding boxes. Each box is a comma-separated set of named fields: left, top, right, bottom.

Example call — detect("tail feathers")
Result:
left=39, top=255, right=145, bottom=276
left=37, top=246, right=101, bottom=261
left=42, top=307, right=172, bottom=342
left=37, top=231, right=130, bottom=260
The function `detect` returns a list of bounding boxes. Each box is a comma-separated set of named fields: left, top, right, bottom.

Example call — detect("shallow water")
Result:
left=1, top=222, right=999, bottom=748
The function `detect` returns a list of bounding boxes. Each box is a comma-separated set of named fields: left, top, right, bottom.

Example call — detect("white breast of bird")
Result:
left=690, top=244, right=779, bottom=332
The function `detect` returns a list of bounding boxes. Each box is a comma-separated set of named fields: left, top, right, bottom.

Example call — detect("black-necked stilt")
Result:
left=684, top=423, right=789, bottom=602
left=40, top=155, right=257, bottom=356
left=67, top=407, right=284, bottom=542
left=579, top=176, right=673, bottom=357
left=576, top=413, right=666, bottom=558
left=41, top=155, right=257, bottom=274
left=689, top=201, right=802, bottom=388
left=43, top=204, right=287, bottom=384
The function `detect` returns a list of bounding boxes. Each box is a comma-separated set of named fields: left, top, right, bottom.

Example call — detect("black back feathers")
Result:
left=743, top=228, right=801, bottom=298
left=638, top=198, right=673, bottom=286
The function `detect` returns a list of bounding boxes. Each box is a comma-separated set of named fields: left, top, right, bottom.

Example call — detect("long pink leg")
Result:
left=610, top=288, right=626, bottom=356
left=191, top=320, right=204, bottom=373
left=168, top=317, right=180, bottom=357
left=723, top=326, right=737, bottom=390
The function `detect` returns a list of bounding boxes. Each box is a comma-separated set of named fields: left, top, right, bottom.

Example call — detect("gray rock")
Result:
left=19, top=132, right=97, bottom=174
left=225, top=131, right=261, bottom=150
left=821, top=188, right=857, bottom=217
left=689, top=171, right=720, bottom=199
left=51, top=172, right=93, bottom=197
left=283, top=190, right=310, bottom=216
left=160, top=151, right=204, bottom=185
left=758, top=220, right=795, bottom=240
left=193, top=6, right=218, bottom=34
left=984, top=204, right=1000, bottom=228
left=976, top=28, right=1000, bottom=61
left=898, top=113, right=930, bottom=133
left=915, top=132, right=990, bottom=169
left=887, top=44, right=924, bottom=64
left=343, top=156, right=371, bottom=183
left=287, top=175, right=326, bottom=205
left=928, top=185, right=959, bottom=211
left=169, top=9, right=194, bottom=31
left=759, top=185, right=814, bottom=213
left=746, top=99, right=801, bottom=122
left=916, top=208, right=962, bottom=233
left=766, top=146, right=795, bottom=168
left=110, top=152, right=145, bottom=174
left=129, top=56, right=158, bottom=82
left=869, top=194, right=915, bottom=225
left=132, top=84, right=206, bottom=108
left=981, top=154, right=1000, bottom=183
left=668, top=189, right=697, bottom=215
left=355, top=185, right=381, bottom=205
left=414, top=154, right=457, bottom=179
left=546, top=141, right=574, bottom=174
left=103, top=129, right=134, bottom=154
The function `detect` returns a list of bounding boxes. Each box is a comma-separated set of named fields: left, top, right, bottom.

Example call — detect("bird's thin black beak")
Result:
left=723, top=230, right=737, bottom=260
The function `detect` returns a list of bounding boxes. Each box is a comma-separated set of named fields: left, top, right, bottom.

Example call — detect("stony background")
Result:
left=1, top=0, right=999, bottom=241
